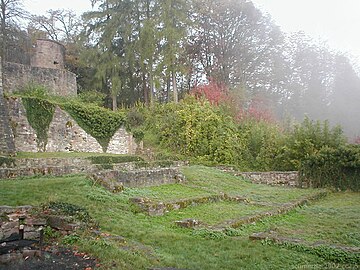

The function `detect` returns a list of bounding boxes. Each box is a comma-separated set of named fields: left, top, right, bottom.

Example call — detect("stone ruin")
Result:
left=0, top=39, right=139, bottom=155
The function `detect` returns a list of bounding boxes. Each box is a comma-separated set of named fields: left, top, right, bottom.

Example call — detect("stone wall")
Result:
left=30, top=39, right=65, bottom=69
left=0, top=157, right=94, bottom=179
left=0, top=58, right=15, bottom=155
left=3, top=62, right=76, bottom=97
left=7, top=98, right=139, bottom=154
left=92, top=167, right=185, bottom=188
left=236, top=171, right=300, bottom=187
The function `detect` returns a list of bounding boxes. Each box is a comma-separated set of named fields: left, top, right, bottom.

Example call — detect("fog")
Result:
left=4, top=0, right=360, bottom=139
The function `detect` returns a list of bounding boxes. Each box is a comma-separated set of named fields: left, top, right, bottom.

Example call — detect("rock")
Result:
left=1, top=221, right=17, bottom=230
left=26, top=217, right=46, bottom=226
left=0, top=253, right=22, bottom=264
left=175, top=219, right=200, bottom=228
left=46, top=215, right=79, bottom=231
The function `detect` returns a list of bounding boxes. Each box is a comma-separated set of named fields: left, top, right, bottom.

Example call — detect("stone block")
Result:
left=175, top=219, right=200, bottom=228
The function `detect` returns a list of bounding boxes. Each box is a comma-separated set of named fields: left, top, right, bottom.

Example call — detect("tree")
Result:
left=0, top=0, right=28, bottom=60
left=158, top=0, right=190, bottom=103
left=29, top=9, right=82, bottom=43
left=329, top=54, right=360, bottom=137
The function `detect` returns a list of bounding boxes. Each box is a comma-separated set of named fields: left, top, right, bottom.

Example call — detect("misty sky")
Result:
left=23, top=0, right=360, bottom=65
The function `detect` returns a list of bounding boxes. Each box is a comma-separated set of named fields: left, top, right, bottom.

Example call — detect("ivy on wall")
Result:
left=62, top=101, right=126, bottom=151
left=22, top=97, right=55, bottom=151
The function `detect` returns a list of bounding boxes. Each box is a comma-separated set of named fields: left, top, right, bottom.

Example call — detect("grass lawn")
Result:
left=238, top=192, right=360, bottom=248
left=0, top=166, right=358, bottom=269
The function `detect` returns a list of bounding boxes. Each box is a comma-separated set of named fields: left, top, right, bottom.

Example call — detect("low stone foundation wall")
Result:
left=236, top=171, right=299, bottom=187
left=0, top=158, right=95, bottom=179
left=92, top=167, right=185, bottom=188
left=0, top=158, right=186, bottom=180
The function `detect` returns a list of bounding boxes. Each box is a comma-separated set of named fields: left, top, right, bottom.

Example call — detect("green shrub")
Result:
left=86, top=155, right=144, bottom=164
left=276, top=117, right=346, bottom=170
left=145, top=96, right=244, bottom=165
left=299, top=145, right=360, bottom=191
left=238, top=120, right=284, bottom=171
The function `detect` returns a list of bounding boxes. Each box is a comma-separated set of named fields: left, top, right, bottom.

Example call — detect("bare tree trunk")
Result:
left=172, top=71, right=178, bottom=103
left=149, top=71, right=154, bottom=104
left=143, top=71, right=149, bottom=106
left=112, top=95, right=117, bottom=111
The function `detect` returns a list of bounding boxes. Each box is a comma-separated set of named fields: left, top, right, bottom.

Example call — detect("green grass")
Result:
left=0, top=166, right=358, bottom=269
left=237, top=192, right=360, bottom=248
left=182, top=166, right=323, bottom=203
left=153, top=201, right=273, bottom=226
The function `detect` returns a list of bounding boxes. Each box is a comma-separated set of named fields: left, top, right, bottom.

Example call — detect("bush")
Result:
left=145, top=96, right=244, bottom=165
left=276, top=117, right=346, bottom=170
left=299, top=145, right=360, bottom=191
left=238, top=119, right=284, bottom=171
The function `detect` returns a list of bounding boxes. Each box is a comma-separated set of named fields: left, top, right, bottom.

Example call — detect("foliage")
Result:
left=237, top=119, right=284, bottom=171
left=77, top=90, right=106, bottom=107
left=299, top=145, right=360, bottom=191
left=43, top=201, right=92, bottom=223
left=62, top=101, right=126, bottom=151
left=263, top=240, right=360, bottom=265
left=86, top=155, right=143, bottom=165
left=62, top=233, right=81, bottom=245
left=145, top=96, right=244, bottom=165
left=0, top=156, right=15, bottom=167
left=22, top=95, right=55, bottom=152
left=275, top=116, right=346, bottom=170
left=191, top=79, right=230, bottom=105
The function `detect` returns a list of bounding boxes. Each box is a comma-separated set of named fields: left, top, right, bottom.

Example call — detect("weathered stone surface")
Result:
left=3, top=61, right=76, bottom=97
left=47, top=107, right=103, bottom=153
left=46, top=215, right=79, bottom=231
left=31, top=39, right=66, bottom=70
left=25, top=218, right=46, bottom=226
left=0, top=58, right=16, bottom=156
left=92, top=167, right=185, bottom=189
left=6, top=98, right=139, bottom=155
left=175, top=219, right=201, bottom=228
left=0, top=253, right=23, bottom=264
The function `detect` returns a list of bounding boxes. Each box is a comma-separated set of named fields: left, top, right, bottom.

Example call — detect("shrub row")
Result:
left=299, top=145, right=360, bottom=191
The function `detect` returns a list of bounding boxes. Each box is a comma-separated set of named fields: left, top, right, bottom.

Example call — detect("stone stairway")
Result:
left=0, top=60, right=15, bottom=156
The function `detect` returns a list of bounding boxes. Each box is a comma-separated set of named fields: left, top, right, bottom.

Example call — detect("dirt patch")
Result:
left=0, top=246, right=98, bottom=270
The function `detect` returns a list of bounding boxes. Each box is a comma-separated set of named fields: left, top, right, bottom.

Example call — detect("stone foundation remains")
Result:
left=219, top=167, right=300, bottom=187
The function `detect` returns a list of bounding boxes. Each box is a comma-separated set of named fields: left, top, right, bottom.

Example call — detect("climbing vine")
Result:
left=22, top=97, right=55, bottom=151
left=62, top=101, right=126, bottom=151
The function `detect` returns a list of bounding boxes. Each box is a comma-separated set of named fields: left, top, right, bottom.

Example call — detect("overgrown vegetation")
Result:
left=300, top=145, right=360, bottom=191
left=20, top=86, right=56, bottom=151
left=86, top=155, right=143, bottom=165
left=62, top=101, right=126, bottom=151
left=137, top=95, right=350, bottom=186
left=14, top=85, right=128, bottom=152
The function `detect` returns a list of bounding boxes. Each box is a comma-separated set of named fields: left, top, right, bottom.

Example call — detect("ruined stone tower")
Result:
left=31, top=39, right=66, bottom=69
left=0, top=58, right=15, bottom=155
left=3, top=39, right=77, bottom=97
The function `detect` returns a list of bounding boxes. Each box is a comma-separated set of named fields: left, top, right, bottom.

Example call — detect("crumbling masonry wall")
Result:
left=3, top=39, right=76, bottom=97
left=0, top=58, right=15, bottom=155
left=7, top=98, right=138, bottom=154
